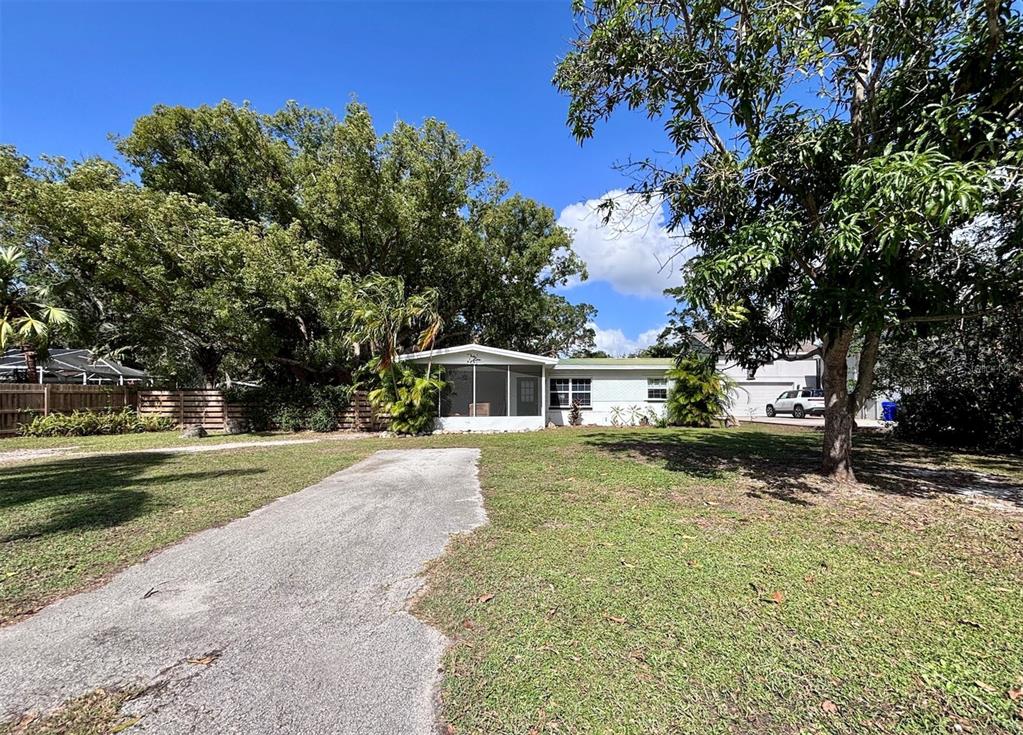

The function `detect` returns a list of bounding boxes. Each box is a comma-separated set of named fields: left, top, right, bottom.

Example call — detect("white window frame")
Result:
left=550, top=377, right=591, bottom=409
left=647, top=377, right=668, bottom=401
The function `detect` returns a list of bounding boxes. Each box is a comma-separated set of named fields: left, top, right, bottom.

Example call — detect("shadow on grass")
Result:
left=585, top=429, right=1023, bottom=509
left=0, top=454, right=264, bottom=542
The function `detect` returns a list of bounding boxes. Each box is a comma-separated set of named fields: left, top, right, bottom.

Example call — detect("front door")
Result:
left=516, top=376, right=539, bottom=416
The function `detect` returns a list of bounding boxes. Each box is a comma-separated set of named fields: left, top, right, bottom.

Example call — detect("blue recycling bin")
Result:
left=881, top=401, right=898, bottom=421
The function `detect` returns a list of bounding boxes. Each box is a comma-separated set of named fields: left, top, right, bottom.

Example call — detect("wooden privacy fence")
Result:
left=0, top=384, right=387, bottom=435
left=0, top=384, right=137, bottom=435
left=137, top=390, right=248, bottom=433
left=338, top=391, right=388, bottom=432
left=138, top=389, right=386, bottom=432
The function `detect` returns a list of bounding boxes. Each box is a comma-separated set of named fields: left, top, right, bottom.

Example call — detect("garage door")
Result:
left=729, top=382, right=793, bottom=418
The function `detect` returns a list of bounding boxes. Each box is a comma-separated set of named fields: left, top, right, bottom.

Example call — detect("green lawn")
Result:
left=0, top=428, right=343, bottom=453
left=415, top=428, right=1023, bottom=734
left=2, top=426, right=1021, bottom=734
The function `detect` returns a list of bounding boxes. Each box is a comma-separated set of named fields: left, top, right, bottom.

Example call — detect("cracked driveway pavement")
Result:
left=0, top=448, right=486, bottom=734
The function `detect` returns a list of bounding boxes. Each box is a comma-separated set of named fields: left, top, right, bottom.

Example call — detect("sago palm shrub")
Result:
left=665, top=355, right=735, bottom=428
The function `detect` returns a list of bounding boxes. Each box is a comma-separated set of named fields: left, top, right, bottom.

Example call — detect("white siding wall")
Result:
left=547, top=356, right=822, bottom=425
left=718, top=357, right=821, bottom=417
left=547, top=369, right=668, bottom=426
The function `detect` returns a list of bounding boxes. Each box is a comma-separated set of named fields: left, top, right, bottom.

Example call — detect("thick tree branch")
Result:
left=850, top=329, right=880, bottom=413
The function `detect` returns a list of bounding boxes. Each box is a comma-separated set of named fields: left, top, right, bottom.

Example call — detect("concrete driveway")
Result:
left=0, top=448, right=486, bottom=734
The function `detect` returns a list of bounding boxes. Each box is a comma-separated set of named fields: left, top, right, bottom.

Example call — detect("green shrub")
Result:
left=369, top=364, right=444, bottom=435
left=308, top=405, right=339, bottom=433
left=228, top=384, right=352, bottom=432
left=894, top=381, right=1023, bottom=454
left=273, top=406, right=306, bottom=433
left=665, top=355, right=735, bottom=428
left=18, top=408, right=174, bottom=437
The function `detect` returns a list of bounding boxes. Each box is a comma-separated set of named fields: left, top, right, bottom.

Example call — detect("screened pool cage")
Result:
left=439, top=364, right=543, bottom=418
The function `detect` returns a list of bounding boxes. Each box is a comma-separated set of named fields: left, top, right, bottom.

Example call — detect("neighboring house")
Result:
left=0, top=348, right=150, bottom=385
left=399, top=343, right=822, bottom=431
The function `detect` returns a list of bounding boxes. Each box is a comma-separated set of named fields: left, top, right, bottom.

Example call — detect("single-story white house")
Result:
left=398, top=343, right=822, bottom=432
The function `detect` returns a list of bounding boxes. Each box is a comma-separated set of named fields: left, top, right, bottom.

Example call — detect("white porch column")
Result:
left=540, top=365, right=546, bottom=421
left=506, top=365, right=511, bottom=417
left=471, top=364, right=477, bottom=417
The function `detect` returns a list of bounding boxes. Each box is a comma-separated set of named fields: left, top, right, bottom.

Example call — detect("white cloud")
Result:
left=557, top=189, right=685, bottom=298
left=589, top=322, right=666, bottom=357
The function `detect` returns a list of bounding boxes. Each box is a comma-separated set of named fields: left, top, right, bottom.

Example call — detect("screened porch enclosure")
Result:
left=440, top=365, right=543, bottom=417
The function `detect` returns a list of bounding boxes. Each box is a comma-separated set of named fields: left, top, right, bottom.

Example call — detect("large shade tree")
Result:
left=1, top=101, right=595, bottom=384
left=116, top=101, right=594, bottom=359
left=556, top=0, right=1023, bottom=480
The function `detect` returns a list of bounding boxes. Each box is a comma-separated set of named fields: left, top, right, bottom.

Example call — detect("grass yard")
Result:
left=0, top=428, right=354, bottom=453
left=415, top=427, right=1023, bottom=734
left=2, top=425, right=1022, bottom=733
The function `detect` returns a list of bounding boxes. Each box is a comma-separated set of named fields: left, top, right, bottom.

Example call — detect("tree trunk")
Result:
left=821, top=328, right=856, bottom=482
left=21, top=345, right=40, bottom=384
left=192, top=347, right=222, bottom=389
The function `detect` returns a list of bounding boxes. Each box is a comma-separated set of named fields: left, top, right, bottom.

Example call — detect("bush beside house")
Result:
left=368, top=364, right=444, bottom=435
left=665, top=356, right=735, bottom=428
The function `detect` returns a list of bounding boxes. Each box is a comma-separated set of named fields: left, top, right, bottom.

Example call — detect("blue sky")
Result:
left=0, top=0, right=679, bottom=354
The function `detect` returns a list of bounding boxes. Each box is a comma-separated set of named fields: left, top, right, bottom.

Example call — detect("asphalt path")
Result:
left=0, top=448, right=486, bottom=734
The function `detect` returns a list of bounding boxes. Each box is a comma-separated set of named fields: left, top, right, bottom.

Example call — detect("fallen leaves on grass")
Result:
left=766, top=590, right=785, bottom=605
left=476, top=593, right=495, bottom=604
left=974, top=680, right=997, bottom=693
left=821, top=699, right=839, bottom=714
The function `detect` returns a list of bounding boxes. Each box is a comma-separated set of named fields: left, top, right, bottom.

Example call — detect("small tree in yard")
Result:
left=665, top=355, right=734, bottom=428
left=556, top=0, right=1023, bottom=480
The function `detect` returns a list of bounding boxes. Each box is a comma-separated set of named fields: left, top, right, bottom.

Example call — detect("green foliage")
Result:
left=18, top=408, right=173, bottom=437
left=346, top=275, right=442, bottom=372
left=230, top=384, right=352, bottom=433
left=0, top=244, right=73, bottom=354
left=0, top=98, right=594, bottom=386
left=368, top=364, right=444, bottom=435
left=878, top=311, right=1023, bottom=454
left=665, top=356, right=735, bottom=428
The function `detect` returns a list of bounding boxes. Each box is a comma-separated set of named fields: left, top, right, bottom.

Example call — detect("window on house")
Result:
left=647, top=377, right=668, bottom=401
left=550, top=378, right=570, bottom=407
left=550, top=377, right=591, bottom=408
left=571, top=378, right=591, bottom=407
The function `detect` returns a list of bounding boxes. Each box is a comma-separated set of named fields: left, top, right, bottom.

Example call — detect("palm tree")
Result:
left=346, top=274, right=443, bottom=374
left=0, top=245, right=74, bottom=383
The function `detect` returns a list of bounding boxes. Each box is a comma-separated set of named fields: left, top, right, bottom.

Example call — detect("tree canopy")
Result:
left=556, top=0, right=1023, bottom=479
left=0, top=101, right=594, bottom=384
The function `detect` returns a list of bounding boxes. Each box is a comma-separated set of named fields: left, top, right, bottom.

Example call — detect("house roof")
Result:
left=397, top=343, right=559, bottom=366
left=558, top=357, right=675, bottom=366
left=0, top=348, right=149, bottom=380
left=554, top=357, right=675, bottom=371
